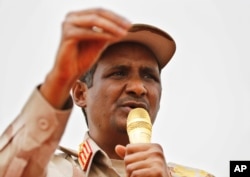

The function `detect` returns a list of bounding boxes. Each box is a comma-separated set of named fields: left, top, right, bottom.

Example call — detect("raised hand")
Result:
left=41, top=8, right=131, bottom=108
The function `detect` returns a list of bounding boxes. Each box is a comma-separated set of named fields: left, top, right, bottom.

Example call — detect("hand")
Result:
left=54, top=8, right=131, bottom=83
left=41, top=8, right=131, bottom=108
left=115, top=143, right=172, bottom=177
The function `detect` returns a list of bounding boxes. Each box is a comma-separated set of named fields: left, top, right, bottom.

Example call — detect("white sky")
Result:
left=0, top=0, right=250, bottom=176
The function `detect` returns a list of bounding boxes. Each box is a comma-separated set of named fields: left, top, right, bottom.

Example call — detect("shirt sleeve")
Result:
left=168, top=162, right=215, bottom=177
left=0, top=86, right=73, bottom=177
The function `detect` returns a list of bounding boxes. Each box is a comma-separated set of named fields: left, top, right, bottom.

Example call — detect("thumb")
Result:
left=115, top=145, right=126, bottom=159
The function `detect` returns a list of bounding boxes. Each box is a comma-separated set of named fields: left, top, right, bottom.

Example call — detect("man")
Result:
left=0, top=8, right=214, bottom=177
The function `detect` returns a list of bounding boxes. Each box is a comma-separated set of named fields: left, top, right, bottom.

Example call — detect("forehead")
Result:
left=99, top=42, right=160, bottom=69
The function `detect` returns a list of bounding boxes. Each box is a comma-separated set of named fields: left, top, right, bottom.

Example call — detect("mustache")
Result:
left=117, top=96, right=149, bottom=111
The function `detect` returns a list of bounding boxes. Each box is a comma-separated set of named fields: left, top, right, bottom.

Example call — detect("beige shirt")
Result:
left=0, top=87, right=72, bottom=177
left=0, top=88, right=215, bottom=177
left=59, top=133, right=215, bottom=177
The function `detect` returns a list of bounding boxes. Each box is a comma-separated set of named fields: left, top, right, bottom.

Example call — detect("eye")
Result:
left=142, top=73, right=159, bottom=82
left=143, top=73, right=154, bottom=79
left=112, top=71, right=125, bottom=76
left=109, top=70, right=127, bottom=79
left=140, top=68, right=160, bottom=82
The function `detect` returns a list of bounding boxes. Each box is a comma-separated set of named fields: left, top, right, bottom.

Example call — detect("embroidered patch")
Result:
left=78, top=140, right=93, bottom=171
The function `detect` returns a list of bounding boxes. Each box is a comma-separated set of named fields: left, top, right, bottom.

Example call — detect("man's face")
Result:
left=85, top=42, right=162, bottom=137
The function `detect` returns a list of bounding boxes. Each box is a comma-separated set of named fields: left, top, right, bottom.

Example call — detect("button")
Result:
left=38, top=118, right=49, bottom=130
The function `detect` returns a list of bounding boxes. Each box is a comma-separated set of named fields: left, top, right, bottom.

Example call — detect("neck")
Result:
left=88, top=130, right=129, bottom=159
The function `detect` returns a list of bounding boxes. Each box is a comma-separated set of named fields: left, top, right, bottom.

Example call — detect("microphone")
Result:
left=127, top=108, right=152, bottom=143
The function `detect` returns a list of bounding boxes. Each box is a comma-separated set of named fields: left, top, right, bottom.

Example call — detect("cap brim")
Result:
left=117, top=24, right=176, bottom=69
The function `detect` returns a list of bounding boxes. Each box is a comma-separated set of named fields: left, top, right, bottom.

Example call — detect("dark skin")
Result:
left=40, top=8, right=171, bottom=177
left=73, top=42, right=162, bottom=155
left=73, top=42, right=171, bottom=177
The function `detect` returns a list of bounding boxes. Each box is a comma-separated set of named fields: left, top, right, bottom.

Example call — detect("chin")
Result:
left=111, top=113, right=127, bottom=133
left=115, top=123, right=127, bottom=134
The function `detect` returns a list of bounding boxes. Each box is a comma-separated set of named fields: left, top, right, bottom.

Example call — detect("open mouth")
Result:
left=122, top=101, right=148, bottom=111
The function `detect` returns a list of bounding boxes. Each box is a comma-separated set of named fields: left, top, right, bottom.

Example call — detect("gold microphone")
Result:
left=127, top=108, right=152, bottom=143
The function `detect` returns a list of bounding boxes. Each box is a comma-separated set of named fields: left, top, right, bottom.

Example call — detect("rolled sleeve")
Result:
left=0, top=87, right=73, bottom=177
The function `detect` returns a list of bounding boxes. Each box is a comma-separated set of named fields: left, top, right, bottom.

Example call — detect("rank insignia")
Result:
left=78, top=140, right=93, bottom=171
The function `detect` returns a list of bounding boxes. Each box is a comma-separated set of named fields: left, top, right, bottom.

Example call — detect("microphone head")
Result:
left=127, top=108, right=152, bottom=143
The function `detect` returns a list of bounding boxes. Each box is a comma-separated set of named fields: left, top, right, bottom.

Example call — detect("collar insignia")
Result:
left=78, top=140, right=93, bottom=171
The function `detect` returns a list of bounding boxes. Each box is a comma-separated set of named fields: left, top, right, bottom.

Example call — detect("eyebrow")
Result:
left=106, top=64, right=160, bottom=75
left=110, top=65, right=128, bottom=70
left=140, top=66, right=160, bottom=73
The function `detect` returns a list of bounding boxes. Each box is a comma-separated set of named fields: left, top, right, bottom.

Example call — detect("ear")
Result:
left=72, top=80, right=88, bottom=108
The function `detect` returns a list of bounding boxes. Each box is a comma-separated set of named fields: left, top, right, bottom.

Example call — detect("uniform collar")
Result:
left=78, top=132, right=113, bottom=176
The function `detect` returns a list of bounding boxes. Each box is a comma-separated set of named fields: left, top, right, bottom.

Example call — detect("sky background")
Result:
left=0, top=0, right=250, bottom=176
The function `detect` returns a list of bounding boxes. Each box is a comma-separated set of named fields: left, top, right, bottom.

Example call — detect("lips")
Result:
left=121, top=101, right=148, bottom=111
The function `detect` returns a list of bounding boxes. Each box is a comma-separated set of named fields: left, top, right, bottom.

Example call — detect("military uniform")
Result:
left=0, top=88, right=215, bottom=177
left=58, top=134, right=215, bottom=177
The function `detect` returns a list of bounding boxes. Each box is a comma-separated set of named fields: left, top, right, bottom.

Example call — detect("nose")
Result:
left=125, top=77, right=147, bottom=97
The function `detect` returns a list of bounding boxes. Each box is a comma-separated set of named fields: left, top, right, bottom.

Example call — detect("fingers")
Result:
left=115, top=145, right=126, bottom=159
left=124, top=143, right=165, bottom=164
left=62, top=8, right=132, bottom=41
left=124, top=143, right=171, bottom=177
left=62, top=24, right=115, bottom=41
left=77, top=8, right=131, bottom=28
